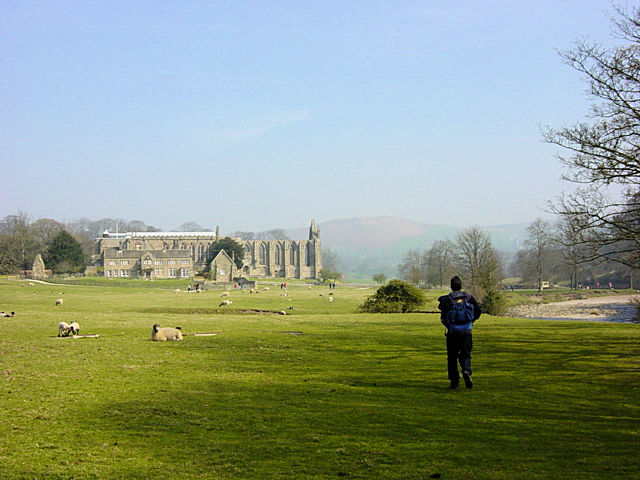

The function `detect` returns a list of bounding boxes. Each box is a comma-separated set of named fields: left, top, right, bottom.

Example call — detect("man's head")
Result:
left=450, top=276, right=462, bottom=292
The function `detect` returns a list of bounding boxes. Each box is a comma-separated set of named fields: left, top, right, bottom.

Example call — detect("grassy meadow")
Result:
left=0, top=278, right=638, bottom=479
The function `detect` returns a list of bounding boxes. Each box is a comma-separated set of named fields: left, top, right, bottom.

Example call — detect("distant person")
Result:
left=437, top=276, right=481, bottom=389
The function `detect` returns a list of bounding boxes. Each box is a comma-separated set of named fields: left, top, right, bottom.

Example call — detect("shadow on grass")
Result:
left=77, top=377, right=450, bottom=479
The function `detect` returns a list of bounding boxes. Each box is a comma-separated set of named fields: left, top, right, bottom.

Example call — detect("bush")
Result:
left=359, top=279, right=426, bottom=313
left=481, top=288, right=507, bottom=316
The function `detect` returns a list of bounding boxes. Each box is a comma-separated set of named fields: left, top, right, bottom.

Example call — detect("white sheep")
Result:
left=28, top=282, right=35, bottom=287
left=279, top=310, right=286, bottom=315
left=69, top=322, right=80, bottom=336
left=151, top=324, right=183, bottom=341
left=55, top=298, right=64, bottom=306
left=328, top=296, right=334, bottom=302
left=58, top=322, right=72, bottom=337
left=263, top=287, right=270, bottom=291
left=219, top=299, right=232, bottom=307
left=220, top=292, right=230, bottom=297
left=1, top=311, right=15, bottom=317
left=280, top=292, right=288, bottom=297
left=174, top=289, right=181, bottom=294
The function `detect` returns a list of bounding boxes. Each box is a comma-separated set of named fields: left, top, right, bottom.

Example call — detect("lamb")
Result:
left=1, top=311, right=15, bottom=317
left=55, top=298, right=64, bottom=306
left=220, top=292, right=230, bottom=297
left=219, top=299, right=232, bottom=307
left=151, top=324, right=183, bottom=341
left=69, top=322, right=80, bottom=336
left=263, top=287, right=270, bottom=291
left=328, top=296, right=334, bottom=302
left=58, top=322, right=72, bottom=337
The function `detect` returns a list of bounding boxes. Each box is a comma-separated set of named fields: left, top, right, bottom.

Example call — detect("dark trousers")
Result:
left=446, top=332, right=473, bottom=381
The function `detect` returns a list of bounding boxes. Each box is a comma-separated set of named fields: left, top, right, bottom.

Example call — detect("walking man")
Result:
left=438, top=276, right=481, bottom=389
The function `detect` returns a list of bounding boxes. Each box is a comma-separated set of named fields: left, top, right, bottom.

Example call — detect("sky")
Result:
left=0, top=0, right=628, bottom=233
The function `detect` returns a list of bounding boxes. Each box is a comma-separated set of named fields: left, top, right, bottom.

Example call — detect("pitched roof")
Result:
left=211, top=249, right=234, bottom=264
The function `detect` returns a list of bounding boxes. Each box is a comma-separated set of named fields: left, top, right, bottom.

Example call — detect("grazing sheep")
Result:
left=328, top=296, right=334, bottom=302
left=288, top=306, right=295, bottom=310
left=280, top=292, right=288, bottom=297
left=28, top=282, right=35, bottom=287
left=263, top=287, right=270, bottom=291
left=55, top=298, right=64, bottom=306
left=219, top=299, right=232, bottom=307
left=1, top=311, right=15, bottom=317
left=220, top=292, right=230, bottom=297
left=279, top=311, right=286, bottom=315
left=151, top=324, right=183, bottom=341
left=58, top=322, right=72, bottom=337
left=69, top=322, right=80, bottom=336
left=174, top=289, right=181, bottom=294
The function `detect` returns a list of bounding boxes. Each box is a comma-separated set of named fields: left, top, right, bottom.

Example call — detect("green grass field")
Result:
left=0, top=279, right=638, bottom=479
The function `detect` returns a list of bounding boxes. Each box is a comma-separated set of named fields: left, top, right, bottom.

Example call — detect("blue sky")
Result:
left=0, top=1, right=624, bottom=233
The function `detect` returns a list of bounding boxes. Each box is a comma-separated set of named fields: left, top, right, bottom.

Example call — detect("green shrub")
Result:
left=359, top=279, right=426, bottom=313
left=481, top=288, right=507, bottom=316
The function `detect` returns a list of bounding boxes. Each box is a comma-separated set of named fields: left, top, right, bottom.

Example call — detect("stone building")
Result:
left=210, top=250, right=236, bottom=282
left=92, top=220, right=322, bottom=280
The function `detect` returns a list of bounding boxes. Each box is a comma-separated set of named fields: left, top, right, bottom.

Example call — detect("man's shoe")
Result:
left=462, top=371, right=473, bottom=389
left=449, top=381, right=459, bottom=389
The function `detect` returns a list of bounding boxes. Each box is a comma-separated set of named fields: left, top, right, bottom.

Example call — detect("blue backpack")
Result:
left=445, top=293, right=474, bottom=333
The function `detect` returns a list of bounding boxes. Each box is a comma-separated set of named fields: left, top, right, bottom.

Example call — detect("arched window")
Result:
left=274, top=244, right=281, bottom=265
left=259, top=244, right=266, bottom=264
left=305, top=243, right=312, bottom=267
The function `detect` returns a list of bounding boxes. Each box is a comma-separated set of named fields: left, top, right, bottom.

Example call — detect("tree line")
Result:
left=396, top=226, right=505, bottom=314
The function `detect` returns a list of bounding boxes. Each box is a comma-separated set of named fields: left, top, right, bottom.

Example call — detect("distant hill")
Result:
left=288, top=216, right=529, bottom=278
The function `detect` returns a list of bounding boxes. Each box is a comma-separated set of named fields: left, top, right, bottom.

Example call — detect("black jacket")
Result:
left=437, top=291, right=481, bottom=325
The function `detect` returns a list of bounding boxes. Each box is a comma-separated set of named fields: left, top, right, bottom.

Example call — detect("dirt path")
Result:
left=507, top=294, right=640, bottom=322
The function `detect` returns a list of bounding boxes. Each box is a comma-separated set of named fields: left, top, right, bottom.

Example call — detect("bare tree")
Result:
left=524, top=218, right=554, bottom=292
left=322, top=248, right=339, bottom=272
left=255, top=228, right=290, bottom=240
left=0, top=211, right=38, bottom=270
left=454, top=226, right=502, bottom=298
left=178, top=221, right=210, bottom=232
left=126, top=219, right=148, bottom=232
left=31, top=218, right=64, bottom=247
left=426, top=239, right=455, bottom=288
left=398, top=249, right=428, bottom=286
left=554, top=215, right=589, bottom=290
left=232, top=231, right=255, bottom=240
left=543, top=5, right=640, bottom=270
